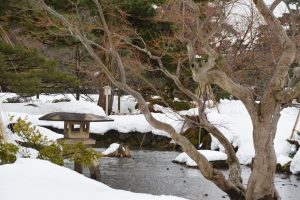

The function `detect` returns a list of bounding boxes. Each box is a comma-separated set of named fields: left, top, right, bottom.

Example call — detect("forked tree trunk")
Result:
left=246, top=109, right=280, bottom=200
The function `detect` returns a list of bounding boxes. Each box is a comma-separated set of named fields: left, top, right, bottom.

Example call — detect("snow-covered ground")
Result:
left=0, top=93, right=183, bottom=137
left=1, top=93, right=300, bottom=173
left=0, top=158, right=185, bottom=200
left=180, top=100, right=300, bottom=171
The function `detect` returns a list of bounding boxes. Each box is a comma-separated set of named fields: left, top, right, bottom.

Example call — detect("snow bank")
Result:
left=1, top=93, right=184, bottom=138
left=2, top=101, right=105, bottom=116
left=290, top=150, right=300, bottom=174
left=202, top=100, right=299, bottom=167
left=0, top=158, right=185, bottom=200
left=174, top=150, right=227, bottom=167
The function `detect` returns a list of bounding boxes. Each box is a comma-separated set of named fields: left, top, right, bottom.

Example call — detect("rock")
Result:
left=102, top=143, right=131, bottom=158
left=281, top=174, right=289, bottom=179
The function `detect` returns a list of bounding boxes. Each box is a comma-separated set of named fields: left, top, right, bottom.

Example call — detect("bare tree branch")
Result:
left=269, top=0, right=282, bottom=11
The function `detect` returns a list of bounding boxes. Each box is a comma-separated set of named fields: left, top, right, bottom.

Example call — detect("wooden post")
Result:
left=86, top=122, right=90, bottom=134
left=89, top=158, right=101, bottom=180
left=80, top=123, right=84, bottom=135
left=103, top=86, right=111, bottom=115
left=290, top=109, right=300, bottom=139
left=118, top=89, right=121, bottom=114
left=74, top=162, right=83, bottom=174
left=64, top=122, right=68, bottom=136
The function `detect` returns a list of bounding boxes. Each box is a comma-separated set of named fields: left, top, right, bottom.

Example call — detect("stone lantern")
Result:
left=39, top=112, right=113, bottom=179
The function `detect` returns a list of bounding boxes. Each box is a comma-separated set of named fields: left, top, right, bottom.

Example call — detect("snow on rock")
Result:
left=290, top=149, right=300, bottom=174
left=174, top=150, right=227, bottom=167
left=102, top=143, right=122, bottom=156
left=0, top=158, right=186, bottom=200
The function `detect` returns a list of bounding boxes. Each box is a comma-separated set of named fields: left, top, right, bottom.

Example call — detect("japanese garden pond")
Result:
left=67, top=149, right=300, bottom=200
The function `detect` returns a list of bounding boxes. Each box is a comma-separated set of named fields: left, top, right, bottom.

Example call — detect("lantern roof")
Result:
left=39, top=112, right=114, bottom=122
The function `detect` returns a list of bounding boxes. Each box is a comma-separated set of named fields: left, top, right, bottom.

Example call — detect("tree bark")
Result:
left=0, top=113, right=6, bottom=144
left=246, top=109, right=280, bottom=200
left=97, top=86, right=105, bottom=110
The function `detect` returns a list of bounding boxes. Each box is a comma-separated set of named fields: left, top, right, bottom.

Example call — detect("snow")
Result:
left=2, top=101, right=106, bottom=116
left=102, top=143, right=122, bottom=156
left=179, top=100, right=299, bottom=170
left=174, top=150, right=227, bottom=167
left=152, top=4, right=159, bottom=10
left=0, top=93, right=185, bottom=138
left=207, top=100, right=254, bottom=164
left=290, top=149, right=300, bottom=174
left=35, top=126, right=63, bottom=141
left=205, top=101, right=299, bottom=168
left=0, top=158, right=185, bottom=200
left=277, top=155, right=292, bottom=167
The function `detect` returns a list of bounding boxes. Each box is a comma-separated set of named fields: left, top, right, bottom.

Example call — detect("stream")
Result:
left=69, top=150, right=300, bottom=200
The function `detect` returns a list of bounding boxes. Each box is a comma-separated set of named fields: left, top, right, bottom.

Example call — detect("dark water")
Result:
left=72, top=150, right=300, bottom=200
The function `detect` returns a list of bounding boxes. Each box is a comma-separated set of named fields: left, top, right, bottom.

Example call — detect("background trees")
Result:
left=0, top=42, right=78, bottom=96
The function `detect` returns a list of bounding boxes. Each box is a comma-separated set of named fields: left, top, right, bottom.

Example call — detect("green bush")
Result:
left=147, top=98, right=191, bottom=112
left=63, top=143, right=100, bottom=167
left=168, top=100, right=191, bottom=111
left=0, top=143, right=19, bottom=165
left=38, top=143, right=64, bottom=165
left=3, top=96, right=31, bottom=103
left=212, top=85, right=231, bottom=101
left=52, top=97, right=71, bottom=103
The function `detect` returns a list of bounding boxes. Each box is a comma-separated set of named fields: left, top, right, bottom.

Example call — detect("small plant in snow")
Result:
left=12, top=117, right=101, bottom=166
left=0, top=143, right=19, bottom=165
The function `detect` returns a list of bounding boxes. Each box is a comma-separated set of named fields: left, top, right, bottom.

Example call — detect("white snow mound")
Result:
left=0, top=158, right=186, bottom=200
left=290, top=149, right=300, bottom=174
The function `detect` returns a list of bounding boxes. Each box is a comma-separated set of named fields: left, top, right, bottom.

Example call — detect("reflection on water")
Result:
left=67, top=150, right=300, bottom=200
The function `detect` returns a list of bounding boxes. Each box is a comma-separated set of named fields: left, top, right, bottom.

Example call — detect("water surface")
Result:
left=77, top=150, right=300, bottom=200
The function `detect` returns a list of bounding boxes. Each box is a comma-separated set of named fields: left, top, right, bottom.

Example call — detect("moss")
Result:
left=201, top=134, right=212, bottom=150
left=147, top=98, right=191, bottom=112
left=276, top=161, right=292, bottom=173
left=182, top=128, right=199, bottom=147
left=168, top=100, right=191, bottom=111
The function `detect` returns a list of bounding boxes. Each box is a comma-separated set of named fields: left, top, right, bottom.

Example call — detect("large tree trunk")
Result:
left=0, top=113, right=6, bottom=144
left=246, top=111, right=280, bottom=200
